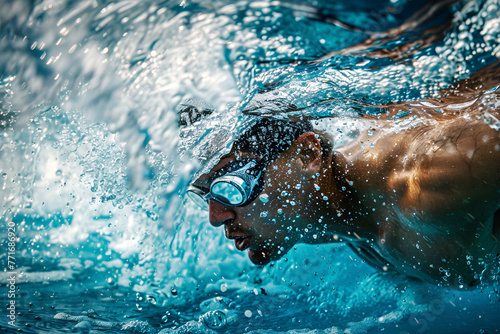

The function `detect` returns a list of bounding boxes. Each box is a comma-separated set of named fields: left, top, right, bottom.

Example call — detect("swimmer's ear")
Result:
left=293, top=132, right=322, bottom=175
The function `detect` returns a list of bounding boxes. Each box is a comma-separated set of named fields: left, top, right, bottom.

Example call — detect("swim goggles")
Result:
left=187, top=160, right=265, bottom=210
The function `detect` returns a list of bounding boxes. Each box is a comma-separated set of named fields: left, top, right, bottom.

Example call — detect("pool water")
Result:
left=1, top=0, right=500, bottom=333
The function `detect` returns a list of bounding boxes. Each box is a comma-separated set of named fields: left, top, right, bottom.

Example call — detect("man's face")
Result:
left=193, top=147, right=318, bottom=265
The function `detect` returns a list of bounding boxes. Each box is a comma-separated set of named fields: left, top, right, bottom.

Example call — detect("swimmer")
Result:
left=186, top=65, right=500, bottom=287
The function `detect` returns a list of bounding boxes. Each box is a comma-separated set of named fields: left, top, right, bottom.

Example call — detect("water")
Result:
left=1, top=0, right=500, bottom=333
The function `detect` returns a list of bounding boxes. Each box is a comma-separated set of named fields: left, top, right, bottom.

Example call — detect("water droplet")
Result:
left=281, top=191, right=288, bottom=197
left=56, top=170, right=62, bottom=176
left=259, top=194, right=269, bottom=203
left=277, top=209, right=283, bottom=214
left=260, top=211, right=268, bottom=218
left=314, top=184, right=320, bottom=191
left=290, top=201, right=296, bottom=206
left=295, top=183, right=301, bottom=189
left=146, top=295, right=157, bottom=305
left=323, top=196, right=328, bottom=201
left=244, top=310, right=252, bottom=318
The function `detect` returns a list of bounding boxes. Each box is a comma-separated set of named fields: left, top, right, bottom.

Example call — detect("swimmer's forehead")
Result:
left=192, top=150, right=261, bottom=188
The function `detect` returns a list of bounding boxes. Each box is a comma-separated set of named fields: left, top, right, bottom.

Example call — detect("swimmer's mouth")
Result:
left=229, top=235, right=253, bottom=251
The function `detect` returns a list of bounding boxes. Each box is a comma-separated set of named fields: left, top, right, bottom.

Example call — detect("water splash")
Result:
left=1, top=0, right=500, bottom=333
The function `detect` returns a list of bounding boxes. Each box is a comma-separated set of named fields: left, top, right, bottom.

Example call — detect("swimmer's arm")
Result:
left=365, top=62, right=500, bottom=121
left=313, top=0, right=458, bottom=63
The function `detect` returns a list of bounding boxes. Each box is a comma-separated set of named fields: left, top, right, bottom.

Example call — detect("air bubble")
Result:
left=259, top=194, right=269, bottom=203
left=146, top=295, right=157, bottom=305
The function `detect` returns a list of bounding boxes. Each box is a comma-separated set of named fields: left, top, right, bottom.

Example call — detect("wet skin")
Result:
left=194, top=91, right=500, bottom=287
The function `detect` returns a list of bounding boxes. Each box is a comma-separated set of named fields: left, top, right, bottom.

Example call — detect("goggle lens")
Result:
left=187, top=160, right=265, bottom=210
left=211, top=181, right=244, bottom=206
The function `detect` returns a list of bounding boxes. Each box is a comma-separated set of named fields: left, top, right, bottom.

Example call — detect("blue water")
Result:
left=1, top=0, right=500, bottom=333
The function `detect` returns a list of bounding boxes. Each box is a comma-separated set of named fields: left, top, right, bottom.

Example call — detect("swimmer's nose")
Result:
left=208, top=200, right=236, bottom=227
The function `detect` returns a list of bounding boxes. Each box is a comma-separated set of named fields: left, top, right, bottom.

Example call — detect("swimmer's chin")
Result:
left=247, top=249, right=279, bottom=265
left=248, top=249, right=271, bottom=265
